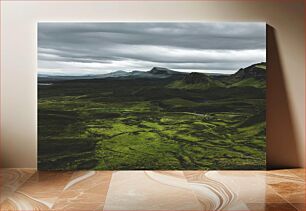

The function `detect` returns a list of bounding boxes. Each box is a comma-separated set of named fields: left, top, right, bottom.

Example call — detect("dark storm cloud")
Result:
left=38, top=22, right=266, bottom=75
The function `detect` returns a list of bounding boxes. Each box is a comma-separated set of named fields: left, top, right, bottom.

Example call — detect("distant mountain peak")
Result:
left=150, top=66, right=170, bottom=71
left=233, top=62, right=266, bottom=79
left=183, top=72, right=210, bottom=84
left=112, top=70, right=127, bottom=73
left=149, top=67, right=179, bottom=75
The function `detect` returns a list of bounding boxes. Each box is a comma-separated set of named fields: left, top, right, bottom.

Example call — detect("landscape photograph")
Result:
left=38, top=22, right=266, bottom=170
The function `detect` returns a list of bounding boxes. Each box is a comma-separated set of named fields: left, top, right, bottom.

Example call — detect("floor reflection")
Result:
left=0, top=169, right=304, bottom=210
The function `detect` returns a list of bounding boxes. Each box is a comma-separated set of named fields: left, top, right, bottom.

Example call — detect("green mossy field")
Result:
left=38, top=65, right=266, bottom=170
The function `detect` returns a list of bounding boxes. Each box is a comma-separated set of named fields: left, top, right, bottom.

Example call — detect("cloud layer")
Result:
left=38, top=22, right=266, bottom=75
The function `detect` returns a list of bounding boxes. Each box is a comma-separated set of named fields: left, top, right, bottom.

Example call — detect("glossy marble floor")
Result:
left=0, top=169, right=304, bottom=211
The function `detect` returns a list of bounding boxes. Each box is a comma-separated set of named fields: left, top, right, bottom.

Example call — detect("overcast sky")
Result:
left=38, top=22, right=266, bottom=76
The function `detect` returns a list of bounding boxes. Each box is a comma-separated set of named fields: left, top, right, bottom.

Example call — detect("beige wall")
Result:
left=1, top=1, right=304, bottom=168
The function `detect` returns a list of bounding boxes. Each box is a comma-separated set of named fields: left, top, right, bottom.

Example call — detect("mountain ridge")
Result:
left=38, top=63, right=266, bottom=84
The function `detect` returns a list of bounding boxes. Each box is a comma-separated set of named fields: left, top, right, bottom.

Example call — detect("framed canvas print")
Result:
left=38, top=22, right=266, bottom=170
